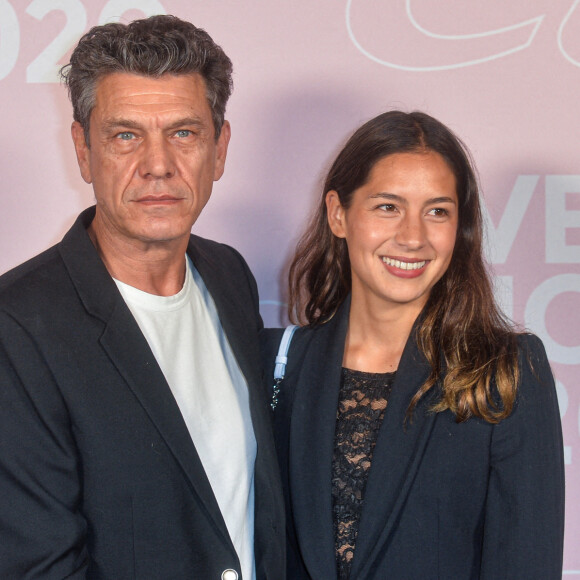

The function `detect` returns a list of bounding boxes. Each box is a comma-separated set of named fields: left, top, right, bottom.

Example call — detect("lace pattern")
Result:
left=332, top=367, right=395, bottom=579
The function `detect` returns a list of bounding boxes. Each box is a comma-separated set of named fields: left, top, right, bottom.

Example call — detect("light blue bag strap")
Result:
left=271, top=324, right=298, bottom=410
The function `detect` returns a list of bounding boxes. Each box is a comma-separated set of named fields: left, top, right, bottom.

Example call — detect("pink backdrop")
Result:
left=0, top=0, right=578, bottom=573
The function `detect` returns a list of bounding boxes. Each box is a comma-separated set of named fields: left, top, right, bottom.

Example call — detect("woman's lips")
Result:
left=381, top=256, right=430, bottom=278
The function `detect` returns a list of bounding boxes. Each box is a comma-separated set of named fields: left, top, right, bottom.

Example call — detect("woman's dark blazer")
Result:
left=262, top=298, right=565, bottom=580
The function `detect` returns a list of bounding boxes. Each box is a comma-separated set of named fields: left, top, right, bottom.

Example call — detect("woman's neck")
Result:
left=343, top=291, right=424, bottom=373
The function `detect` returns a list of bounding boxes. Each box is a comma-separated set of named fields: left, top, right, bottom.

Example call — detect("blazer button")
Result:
left=221, top=569, right=239, bottom=580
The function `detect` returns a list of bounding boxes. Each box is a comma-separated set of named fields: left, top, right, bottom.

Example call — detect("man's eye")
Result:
left=377, top=204, right=396, bottom=212
left=117, top=132, right=135, bottom=140
left=175, top=130, right=192, bottom=138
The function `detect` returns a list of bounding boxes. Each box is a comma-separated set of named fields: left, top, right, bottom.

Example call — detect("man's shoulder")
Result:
left=0, top=208, right=95, bottom=305
left=0, top=244, right=66, bottom=306
left=188, top=233, right=248, bottom=266
left=187, top=233, right=255, bottom=286
left=187, top=234, right=262, bottom=328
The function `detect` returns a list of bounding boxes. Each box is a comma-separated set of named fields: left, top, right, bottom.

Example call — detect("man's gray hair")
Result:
left=60, top=15, right=233, bottom=145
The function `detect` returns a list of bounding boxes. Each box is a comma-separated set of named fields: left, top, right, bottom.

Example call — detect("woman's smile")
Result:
left=381, top=256, right=430, bottom=277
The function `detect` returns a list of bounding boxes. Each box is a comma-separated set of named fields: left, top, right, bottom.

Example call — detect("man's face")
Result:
left=71, top=72, right=230, bottom=250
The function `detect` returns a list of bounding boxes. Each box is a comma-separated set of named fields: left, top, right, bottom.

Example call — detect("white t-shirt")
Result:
left=114, top=257, right=257, bottom=580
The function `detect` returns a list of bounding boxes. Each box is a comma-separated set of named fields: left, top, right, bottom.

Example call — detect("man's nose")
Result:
left=138, top=136, right=176, bottom=179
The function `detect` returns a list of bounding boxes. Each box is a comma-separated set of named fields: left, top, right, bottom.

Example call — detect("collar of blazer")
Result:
left=57, top=206, right=258, bottom=556
left=288, top=296, right=441, bottom=580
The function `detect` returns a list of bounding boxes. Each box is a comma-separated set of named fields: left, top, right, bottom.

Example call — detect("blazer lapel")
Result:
left=187, top=236, right=284, bottom=568
left=350, top=333, right=439, bottom=580
left=289, top=301, right=351, bottom=580
left=186, top=237, right=262, bottom=398
left=58, top=209, right=232, bottom=548
left=186, top=236, right=271, bottom=487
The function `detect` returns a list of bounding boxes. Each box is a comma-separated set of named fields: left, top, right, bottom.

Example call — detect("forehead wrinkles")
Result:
left=92, top=87, right=213, bottom=139
left=94, top=73, right=210, bottom=115
left=98, top=91, right=203, bottom=115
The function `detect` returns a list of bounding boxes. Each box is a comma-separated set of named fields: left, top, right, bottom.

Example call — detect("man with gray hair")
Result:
left=0, top=15, right=284, bottom=579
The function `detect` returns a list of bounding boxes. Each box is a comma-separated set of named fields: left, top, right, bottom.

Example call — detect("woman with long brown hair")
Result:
left=262, top=111, right=564, bottom=579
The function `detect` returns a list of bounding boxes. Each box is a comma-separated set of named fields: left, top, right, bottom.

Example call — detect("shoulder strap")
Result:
left=271, top=324, right=299, bottom=411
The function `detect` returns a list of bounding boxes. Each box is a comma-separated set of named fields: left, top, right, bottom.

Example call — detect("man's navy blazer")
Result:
left=262, top=298, right=564, bottom=580
left=0, top=207, right=285, bottom=579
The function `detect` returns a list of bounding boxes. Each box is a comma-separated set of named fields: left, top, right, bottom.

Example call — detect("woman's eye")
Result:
left=377, top=204, right=397, bottom=212
left=429, top=207, right=449, bottom=217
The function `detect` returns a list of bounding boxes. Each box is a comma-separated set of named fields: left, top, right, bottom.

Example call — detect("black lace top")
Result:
left=332, top=367, right=396, bottom=579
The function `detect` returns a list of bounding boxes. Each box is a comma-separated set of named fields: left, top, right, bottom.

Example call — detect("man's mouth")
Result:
left=133, top=195, right=185, bottom=205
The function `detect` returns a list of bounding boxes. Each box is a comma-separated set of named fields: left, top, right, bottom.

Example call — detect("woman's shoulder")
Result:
left=260, top=325, right=319, bottom=377
left=487, top=332, right=563, bottom=487
left=260, top=325, right=315, bottom=357
left=502, top=331, right=559, bottom=425
left=514, top=332, right=553, bottom=384
left=516, top=331, right=545, bottom=352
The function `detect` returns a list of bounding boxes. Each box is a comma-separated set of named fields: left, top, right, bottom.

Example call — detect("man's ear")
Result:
left=71, top=122, right=92, bottom=184
left=326, top=190, right=347, bottom=238
left=213, top=120, right=231, bottom=181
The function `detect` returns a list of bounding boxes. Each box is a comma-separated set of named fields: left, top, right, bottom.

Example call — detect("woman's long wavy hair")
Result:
left=288, top=111, right=519, bottom=423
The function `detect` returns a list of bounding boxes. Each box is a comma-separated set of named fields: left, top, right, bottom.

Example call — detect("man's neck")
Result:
left=88, top=222, right=189, bottom=297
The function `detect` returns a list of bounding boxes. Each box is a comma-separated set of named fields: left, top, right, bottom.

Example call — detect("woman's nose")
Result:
left=394, top=212, right=426, bottom=249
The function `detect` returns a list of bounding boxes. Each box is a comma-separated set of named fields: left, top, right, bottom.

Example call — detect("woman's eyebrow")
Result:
left=367, top=193, right=456, bottom=205
left=368, top=192, right=405, bottom=202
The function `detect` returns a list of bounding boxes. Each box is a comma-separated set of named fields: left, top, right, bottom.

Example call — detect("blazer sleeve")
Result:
left=0, top=311, right=88, bottom=579
left=480, top=334, right=565, bottom=579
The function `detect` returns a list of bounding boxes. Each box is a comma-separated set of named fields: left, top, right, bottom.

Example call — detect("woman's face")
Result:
left=326, top=151, right=458, bottom=314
